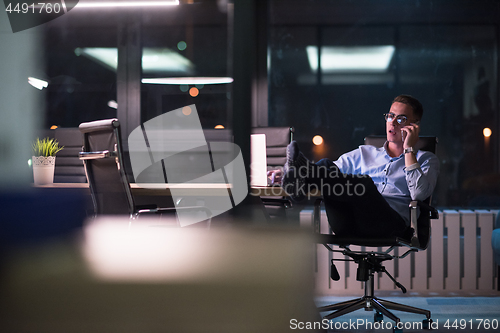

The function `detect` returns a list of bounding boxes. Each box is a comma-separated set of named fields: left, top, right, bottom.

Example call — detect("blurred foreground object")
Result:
left=0, top=216, right=320, bottom=333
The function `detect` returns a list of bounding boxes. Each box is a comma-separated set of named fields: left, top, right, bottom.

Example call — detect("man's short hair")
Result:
left=392, top=95, right=423, bottom=121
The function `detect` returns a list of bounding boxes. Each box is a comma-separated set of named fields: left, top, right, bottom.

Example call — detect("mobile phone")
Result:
left=401, top=121, right=420, bottom=142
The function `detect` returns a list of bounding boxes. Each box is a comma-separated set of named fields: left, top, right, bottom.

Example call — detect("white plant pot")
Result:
left=32, top=156, right=56, bottom=185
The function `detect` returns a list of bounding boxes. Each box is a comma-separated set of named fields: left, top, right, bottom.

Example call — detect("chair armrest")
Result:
left=79, top=150, right=115, bottom=160
left=313, top=198, right=323, bottom=234
left=137, top=205, right=212, bottom=215
left=260, top=197, right=292, bottom=208
left=409, top=200, right=438, bottom=249
left=417, top=200, right=439, bottom=219
left=409, top=201, right=420, bottom=247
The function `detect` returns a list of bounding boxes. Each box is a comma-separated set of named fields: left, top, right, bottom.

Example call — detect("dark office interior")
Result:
left=39, top=0, right=500, bottom=209
left=1, top=1, right=500, bottom=332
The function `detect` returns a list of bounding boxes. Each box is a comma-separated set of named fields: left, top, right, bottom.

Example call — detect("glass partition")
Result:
left=38, top=0, right=500, bottom=207
left=43, top=14, right=118, bottom=128
left=141, top=24, right=231, bottom=129
left=269, top=1, right=499, bottom=208
left=43, top=3, right=231, bottom=131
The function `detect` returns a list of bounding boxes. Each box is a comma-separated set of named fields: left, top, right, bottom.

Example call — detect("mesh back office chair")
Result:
left=205, top=126, right=294, bottom=171
left=202, top=127, right=293, bottom=222
left=53, top=127, right=88, bottom=183
left=79, top=118, right=211, bottom=224
left=314, top=136, right=439, bottom=331
left=251, top=127, right=295, bottom=170
left=251, top=127, right=295, bottom=220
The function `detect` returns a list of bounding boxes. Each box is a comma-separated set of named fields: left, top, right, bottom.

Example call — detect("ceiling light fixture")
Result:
left=307, top=45, right=395, bottom=73
left=77, top=0, right=179, bottom=8
left=28, top=77, right=49, bottom=90
left=76, top=47, right=193, bottom=74
left=142, top=77, right=234, bottom=85
left=76, top=48, right=231, bottom=86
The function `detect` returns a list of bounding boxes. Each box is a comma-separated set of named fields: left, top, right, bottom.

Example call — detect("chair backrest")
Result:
left=79, top=119, right=134, bottom=215
left=365, top=135, right=438, bottom=249
left=251, top=127, right=294, bottom=169
left=364, top=135, right=437, bottom=154
left=203, top=127, right=294, bottom=170
left=203, top=129, right=233, bottom=143
left=53, top=127, right=87, bottom=183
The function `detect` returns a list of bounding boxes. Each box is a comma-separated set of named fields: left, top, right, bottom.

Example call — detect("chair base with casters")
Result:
left=314, top=198, right=438, bottom=332
left=317, top=241, right=432, bottom=331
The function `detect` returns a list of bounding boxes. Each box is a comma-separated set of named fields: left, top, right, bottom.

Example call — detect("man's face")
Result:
left=386, top=102, right=416, bottom=143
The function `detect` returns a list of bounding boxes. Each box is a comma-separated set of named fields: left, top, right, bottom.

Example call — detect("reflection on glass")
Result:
left=269, top=18, right=498, bottom=207
left=306, top=45, right=395, bottom=73
left=76, top=47, right=193, bottom=74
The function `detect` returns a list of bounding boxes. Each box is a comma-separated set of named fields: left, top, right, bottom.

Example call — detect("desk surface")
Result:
left=34, top=183, right=293, bottom=197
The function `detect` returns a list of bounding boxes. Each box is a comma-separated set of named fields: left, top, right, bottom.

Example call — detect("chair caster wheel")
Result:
left=393, top=327, right=403, bottom=333
left=374, top=312, right=383, bottom=322
left=423, top=318, right=433, bottom=329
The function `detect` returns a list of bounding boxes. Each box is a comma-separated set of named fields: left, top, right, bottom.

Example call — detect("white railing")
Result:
left=300, top=209, right=499, bottom=294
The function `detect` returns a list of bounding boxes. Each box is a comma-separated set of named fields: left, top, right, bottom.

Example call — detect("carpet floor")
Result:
left=314, top=293, right=500, bottom=332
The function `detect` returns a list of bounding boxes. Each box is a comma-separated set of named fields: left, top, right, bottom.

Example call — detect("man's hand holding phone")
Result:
left=401, top=121, right=420, bottom=149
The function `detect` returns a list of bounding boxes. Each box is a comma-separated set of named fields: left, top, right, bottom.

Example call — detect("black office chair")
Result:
left=492, top=212, right=500, bottom=291
left=314, top=136, right=439, bottom=332
left=251, top=127, right=295, bottom=220
left=53, top=127, right=88, bottom=183
left=251, top=127, right=295, bottom=170
left=79, top=118, right=211, bottom=225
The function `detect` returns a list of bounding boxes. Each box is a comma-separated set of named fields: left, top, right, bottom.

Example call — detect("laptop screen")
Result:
left=250, top=134, right=267, bottom=186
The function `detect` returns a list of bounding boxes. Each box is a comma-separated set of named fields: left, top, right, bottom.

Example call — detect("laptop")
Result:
left=250, top=134, right=268, bottom=186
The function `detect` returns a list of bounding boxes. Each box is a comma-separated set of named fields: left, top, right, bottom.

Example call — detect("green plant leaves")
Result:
left=32, top=137, right=64, bottom=157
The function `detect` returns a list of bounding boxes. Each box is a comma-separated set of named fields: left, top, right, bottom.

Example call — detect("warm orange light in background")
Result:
left=50, top=125, right=58, bottom=129
left=312, top=135, right=324, bottom=146
left=182, top=106, right=192, bottom=116
left=189, top=87, right=199, bottom=97
left=214, top=125, right=225, bottom=129
left=483, top=127, right=492, bottom=153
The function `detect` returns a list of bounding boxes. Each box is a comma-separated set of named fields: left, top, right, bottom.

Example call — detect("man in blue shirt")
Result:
left=282, top=95, right=439, bottom=239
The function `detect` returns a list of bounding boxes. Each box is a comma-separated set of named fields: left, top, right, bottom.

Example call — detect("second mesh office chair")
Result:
left=314, top=136, right=439, bottom=332
left=252, top=127, right=295, bottom=220
left=79, top=118, right=211, bottom=225
left=53, top=127, right=88, bottom=183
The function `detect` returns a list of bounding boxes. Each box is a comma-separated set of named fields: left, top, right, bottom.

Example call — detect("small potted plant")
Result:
left=32, top=137, right=64, bottom=185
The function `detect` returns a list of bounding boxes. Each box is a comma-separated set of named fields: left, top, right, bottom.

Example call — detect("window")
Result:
left=269, top=0, right=499, bottom=208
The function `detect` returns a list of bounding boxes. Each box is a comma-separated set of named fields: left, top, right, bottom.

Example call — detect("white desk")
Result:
left=33, top=183, right=294, bottom=197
